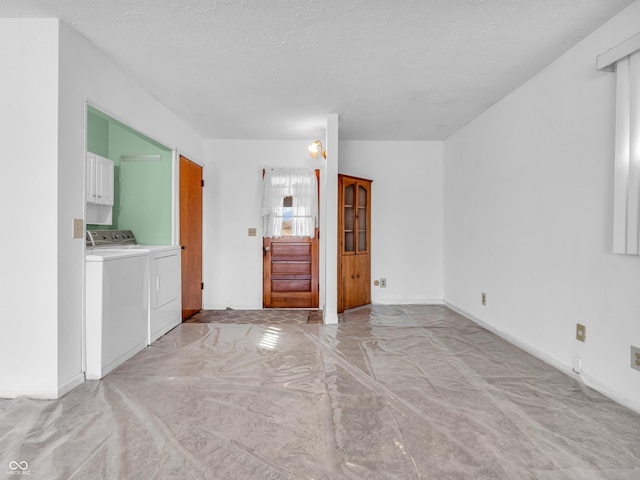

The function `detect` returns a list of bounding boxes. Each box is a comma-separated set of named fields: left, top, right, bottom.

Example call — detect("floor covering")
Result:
left=188, top=308, right=320, bottom=325
left=1, top=305, right=640, bottom=479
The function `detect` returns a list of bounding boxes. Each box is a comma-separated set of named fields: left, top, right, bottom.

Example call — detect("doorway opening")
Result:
left=261, top=168, right=320, bottom=308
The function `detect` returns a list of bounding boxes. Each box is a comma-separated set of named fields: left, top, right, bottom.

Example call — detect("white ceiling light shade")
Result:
left=308, top=140, right=326, bottom=159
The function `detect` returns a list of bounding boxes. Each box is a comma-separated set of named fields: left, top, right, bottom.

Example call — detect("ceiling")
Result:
left=0, top=0, right=635, bottom=140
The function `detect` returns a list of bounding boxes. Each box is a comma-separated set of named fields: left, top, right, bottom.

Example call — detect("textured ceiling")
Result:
left=0, top=0, right=635, bottom=140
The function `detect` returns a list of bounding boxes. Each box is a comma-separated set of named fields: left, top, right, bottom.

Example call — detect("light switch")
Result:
left=73, top=218, right=84, bottom=239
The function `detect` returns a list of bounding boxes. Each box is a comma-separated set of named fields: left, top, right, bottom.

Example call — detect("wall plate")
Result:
left=631, top=346, right=640, bottom=372
left=576, top=323, right=586, bottom=342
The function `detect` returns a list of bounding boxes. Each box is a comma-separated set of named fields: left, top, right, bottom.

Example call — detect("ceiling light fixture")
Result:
left=308, top=140, right=326, bottom=159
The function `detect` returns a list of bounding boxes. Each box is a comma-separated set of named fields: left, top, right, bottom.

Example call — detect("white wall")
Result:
left=444, top=1, right=640, bottom=413
left=340, top=141, right=444, bottom=304
left=56, top=22, right=202, bottom=397
left=202, top=140, right=325, bottom=309
left=0, top=19, right=203, bottom=399
left=0, top=19, right=60, bottom=397
left=203, top=139, right=444, bottom=311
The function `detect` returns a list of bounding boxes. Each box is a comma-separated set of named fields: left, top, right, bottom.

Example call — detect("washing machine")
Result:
left=85, top=249, right=149, bottom=379
left=87, top=230, right=182, bottom=345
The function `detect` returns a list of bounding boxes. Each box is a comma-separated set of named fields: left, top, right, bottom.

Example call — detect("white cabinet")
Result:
left=86, top=152, right=114, bottom=206
left=86, top=152, right=114, bottom=225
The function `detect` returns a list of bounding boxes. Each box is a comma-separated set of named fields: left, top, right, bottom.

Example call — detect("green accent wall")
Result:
left=86, top=109, right=109, bottom=157
left=86, top=106, right=173, bottom=244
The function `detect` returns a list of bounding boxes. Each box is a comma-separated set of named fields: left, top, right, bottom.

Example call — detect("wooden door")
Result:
left=338, top=175, right=372, bottom=312
left=179, top=156, right=202, bottom=320
left=263, top=232, right=319, bottom=308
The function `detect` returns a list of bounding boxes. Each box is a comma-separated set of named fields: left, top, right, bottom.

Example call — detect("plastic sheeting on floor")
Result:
left=1, top=305, right=640, bottom=479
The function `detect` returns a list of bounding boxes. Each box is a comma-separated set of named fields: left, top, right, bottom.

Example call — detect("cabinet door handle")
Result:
left=356, top=274, right=360, bottom=279
left=351, top=274, right=356, bottom=279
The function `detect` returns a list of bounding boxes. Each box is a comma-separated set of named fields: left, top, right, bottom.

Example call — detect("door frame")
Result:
left=262, top=169, right=320, bottom=308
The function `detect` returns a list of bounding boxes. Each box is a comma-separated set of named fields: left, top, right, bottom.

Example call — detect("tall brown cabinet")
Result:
left=338, top=174, right=372, bottom=313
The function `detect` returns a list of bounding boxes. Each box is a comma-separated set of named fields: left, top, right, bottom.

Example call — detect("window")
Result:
left=598, top=36, right=640, bottom=254
left=261, top=169, right=318, bottom=238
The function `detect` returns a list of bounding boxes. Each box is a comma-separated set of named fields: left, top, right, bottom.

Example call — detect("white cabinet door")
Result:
left=85, top=152, right=97, bottom=203
left=95, top=155, right=114, bottom=206
left=86, top=152, right=114, bottom=206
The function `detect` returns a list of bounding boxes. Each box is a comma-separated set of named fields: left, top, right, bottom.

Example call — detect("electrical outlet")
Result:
left=373, top=280, right=380, bottom=287
left=73, top=218, right=83, bottom=239
left=631, top=346, right=640, bottom=372
left=380, top=278, right=387, bottom=288
left=248, top=228, right=257, bottom=237
left=576, top=323, right=586, bottom=342
left=481, top=292, right=486, bottom=306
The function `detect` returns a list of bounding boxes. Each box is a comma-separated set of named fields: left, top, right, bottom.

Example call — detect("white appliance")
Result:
left=86, top=230, right=182, bottom=345
left=85, top=249, right=148, bottom=379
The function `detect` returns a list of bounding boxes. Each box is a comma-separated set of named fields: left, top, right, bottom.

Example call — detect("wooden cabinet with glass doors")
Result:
left=338, top=175, right=372, bottom=313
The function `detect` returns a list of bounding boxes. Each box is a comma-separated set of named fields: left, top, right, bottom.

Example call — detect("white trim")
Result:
left=57, top=373, right=85, bottom=398
left=201, top=304, right=263, bottom=310
left=373, top=298, right=444, bottom=305
left=0, top=372, right=84, bottom=399
left=445, top=302, right=640, bottom=416
left=0, top=385, right=60, bottom=400
left=597, top=31, right=640, bottom=71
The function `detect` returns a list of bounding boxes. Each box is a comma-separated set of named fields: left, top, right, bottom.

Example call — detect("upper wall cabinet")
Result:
left=86, top=152, right=114, bottom=225
left=85, top=152, right=114, bottom=206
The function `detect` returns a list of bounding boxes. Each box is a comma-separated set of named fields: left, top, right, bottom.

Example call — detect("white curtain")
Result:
left=261, top=168, right=318, bottom=238
left=612, top=50, right=640, bottom=255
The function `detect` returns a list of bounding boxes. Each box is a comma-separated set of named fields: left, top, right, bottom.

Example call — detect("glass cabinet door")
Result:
left=340, top=177, right=370, bottom=256
left=356, top=184, right=368, bottom=254
left=344, top=183, right=355, bottom=253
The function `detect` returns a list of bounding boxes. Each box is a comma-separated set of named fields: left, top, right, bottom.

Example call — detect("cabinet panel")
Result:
left=86, top=152, right=114, bottom=206
left=85, top=152, right=97, bottom=202
left=86, top=152, right=115, bottom=225
left=340, top=243, right=372, bottom=310
left=341, top=255, right=358, bottom=310
left=338, top=175, right=372, bottom=313
left=96, top=156, right=114, bottom=206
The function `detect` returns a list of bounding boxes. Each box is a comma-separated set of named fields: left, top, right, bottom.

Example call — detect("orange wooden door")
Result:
left=179, top=155, right=202, bottom=320
left=263, top=232, right=319, bottom=308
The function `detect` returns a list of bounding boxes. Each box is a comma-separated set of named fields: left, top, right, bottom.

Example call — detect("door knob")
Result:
left=264, top=246, right=271, bottom=252
left=181, top=245, right=187, bottom=250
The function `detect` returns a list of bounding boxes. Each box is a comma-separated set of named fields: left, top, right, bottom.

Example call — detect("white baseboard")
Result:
left=445, top=302, right=640, bottom=416
left=372, top=298, right=444, bottom=305
left=57, top=373, right=85, bottom=398
left=0, top=385, right=59, bottom=400
left=201, top=304, right=262, bottom=311
left=0, top=373, right=85, bottom=400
